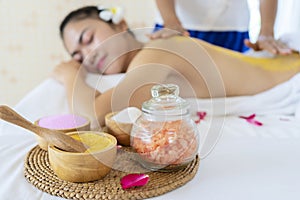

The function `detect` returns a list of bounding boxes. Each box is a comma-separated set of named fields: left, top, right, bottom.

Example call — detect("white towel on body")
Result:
left=186, top=73, right=300, bottom=119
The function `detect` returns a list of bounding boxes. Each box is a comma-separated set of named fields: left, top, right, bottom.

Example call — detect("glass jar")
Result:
left=131, top=84, right=199, bottom=172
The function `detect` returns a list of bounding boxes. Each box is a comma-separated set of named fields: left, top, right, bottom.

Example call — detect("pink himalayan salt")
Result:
left=38, top=114, right=87, bottom=130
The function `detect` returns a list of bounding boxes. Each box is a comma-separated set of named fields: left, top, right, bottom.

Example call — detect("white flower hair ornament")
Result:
left=97, top=5, right=124, bottom=24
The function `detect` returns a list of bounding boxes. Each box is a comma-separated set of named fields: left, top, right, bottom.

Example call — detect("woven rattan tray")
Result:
left=24, top=146, right=200, bottom=200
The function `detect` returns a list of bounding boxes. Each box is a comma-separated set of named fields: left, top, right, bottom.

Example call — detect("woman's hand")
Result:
left=244, top=35, right=293, bottom=55
left=52, top=60, right=86, bottom=84
left=148, top=25, right=190, bottom=40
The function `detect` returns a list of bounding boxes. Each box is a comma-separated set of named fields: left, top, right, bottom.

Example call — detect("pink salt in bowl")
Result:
left=35, top=114, right=90, bottom=151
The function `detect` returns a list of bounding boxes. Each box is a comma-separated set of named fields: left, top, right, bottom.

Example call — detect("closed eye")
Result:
left=70, top=28, right=94, bottom=63
left=82, top=29, right=93, bottom=45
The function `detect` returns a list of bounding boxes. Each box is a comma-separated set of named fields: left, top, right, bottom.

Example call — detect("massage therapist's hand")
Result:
left=244, top=35, right=293, bottom=55
left=52, top=60, right=87, bottom=85
left=148, top=25, right=190, bottom=40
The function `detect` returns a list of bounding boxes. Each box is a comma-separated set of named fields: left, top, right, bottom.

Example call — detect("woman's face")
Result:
left=63, top=18, right=130, bottom=74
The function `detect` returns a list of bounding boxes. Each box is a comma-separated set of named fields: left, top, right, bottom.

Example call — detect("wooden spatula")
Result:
left=0, top=105, right=88, bottom=153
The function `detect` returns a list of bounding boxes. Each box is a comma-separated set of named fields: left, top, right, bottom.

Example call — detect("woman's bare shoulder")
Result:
left=142, top=36, right=218, bottom=57
left=128, top=36, right=216, bottom=69
left=143, top=36, right=205, bottom=48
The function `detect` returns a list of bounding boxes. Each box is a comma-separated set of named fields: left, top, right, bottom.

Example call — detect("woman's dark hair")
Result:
left=59, top=5, right=133, bottom=39
left=59, top=6, right=110, bottom=39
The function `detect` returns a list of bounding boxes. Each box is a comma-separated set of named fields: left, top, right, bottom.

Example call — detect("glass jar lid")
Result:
left=142, top=84, right=190, bottom=116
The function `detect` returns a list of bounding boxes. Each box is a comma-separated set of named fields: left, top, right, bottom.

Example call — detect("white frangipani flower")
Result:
left=111, top=7, right=124, bottom=24
left=97, top=5, right=124, bottom=24
left=99, top=10, right=113, bottom=22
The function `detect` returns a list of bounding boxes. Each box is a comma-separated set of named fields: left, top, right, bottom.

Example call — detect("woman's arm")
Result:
left=149, top=0, right=189, bottom=39
left=259, top=0, right=277, bottom=39
left=52, top=58, right=171, bottom=127
left=245, top=0, right=292, bottom=55
left=52, top=60, right=101, bottom=128
left=156, top=0, right=181, bottom=29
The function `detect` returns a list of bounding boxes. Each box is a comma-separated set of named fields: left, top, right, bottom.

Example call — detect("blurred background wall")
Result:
left=0, top=0, right=156, bottom=106
left=0, top=0, right=298, bottom=107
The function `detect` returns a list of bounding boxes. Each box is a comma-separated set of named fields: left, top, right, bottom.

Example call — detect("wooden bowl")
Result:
left=35, top=114, right=90, bottom=151
left=105, top=112, right=132, bottom=146
left=48, top=131, right=117, bottom=183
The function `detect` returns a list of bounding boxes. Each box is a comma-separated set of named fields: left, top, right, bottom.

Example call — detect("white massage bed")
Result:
left=1, top=71, right=300, bottom=200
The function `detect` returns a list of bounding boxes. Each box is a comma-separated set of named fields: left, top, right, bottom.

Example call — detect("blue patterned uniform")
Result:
left=154, top=0, right=250, bottom=52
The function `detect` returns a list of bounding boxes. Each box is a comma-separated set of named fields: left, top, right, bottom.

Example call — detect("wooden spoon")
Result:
left=0, top=105, right=88, bottom=153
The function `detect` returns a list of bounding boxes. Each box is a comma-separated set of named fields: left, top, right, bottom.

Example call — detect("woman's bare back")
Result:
left=128, top=36, right=300, bottom=98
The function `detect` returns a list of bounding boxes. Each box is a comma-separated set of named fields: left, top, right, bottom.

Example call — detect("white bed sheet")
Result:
left=1, top=74, right=300, bottom=200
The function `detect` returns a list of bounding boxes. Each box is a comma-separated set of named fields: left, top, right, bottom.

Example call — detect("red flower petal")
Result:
left=252, top=120, right=263, bottom=126
left=239, top=114, right=255, bottom=120
left=239, top=114, right=263, bottom=126
left=195, top=111, right=207, bottom=124
left=120, top=173, right=149, bottom=189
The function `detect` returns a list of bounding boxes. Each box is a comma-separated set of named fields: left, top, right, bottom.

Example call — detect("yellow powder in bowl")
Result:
left=71, top=133, right=114, bottom=153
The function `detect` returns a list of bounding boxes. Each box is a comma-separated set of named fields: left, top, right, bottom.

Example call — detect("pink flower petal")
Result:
left=239, top=114, right=263, bottom=126
left=120, top=173, right=149, bottom=189
left=195, top=111, right=207, bottom=124
left=239, top=114, right=255, bottom=120
left=251, top=120, right=263, bottom=126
